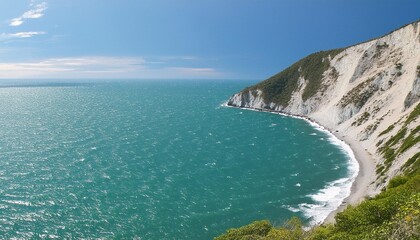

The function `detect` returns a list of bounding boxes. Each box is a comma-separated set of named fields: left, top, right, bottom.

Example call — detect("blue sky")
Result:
left=0, top=0, right=418, bottom=80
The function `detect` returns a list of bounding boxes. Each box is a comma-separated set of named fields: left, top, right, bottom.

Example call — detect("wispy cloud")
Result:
left=158, top=56, right=198, bottom=61
left=10, top=2, right=48, bottom=26
left=167, top=67, right=220, bottom=76
left=0, top=31, right=46, bottom=42
left=0, top=56, right=223, bottom=79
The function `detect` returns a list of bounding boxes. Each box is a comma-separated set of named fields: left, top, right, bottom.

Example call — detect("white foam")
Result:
left=3, top=200, right=32, bottom=206
left=283, top=205, right=300, bottom=213
left=299, top=176, right=355, bottom=225
left=300, top=125, right=358, bottom=225
left=274, top=112, right=359, bottom=225
left=222, top=104, right=360, bottom=225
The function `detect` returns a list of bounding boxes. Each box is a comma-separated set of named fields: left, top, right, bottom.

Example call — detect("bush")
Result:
left=388, top=175, right=409, bottom=189
left=214, top=220, right=272, bottom=240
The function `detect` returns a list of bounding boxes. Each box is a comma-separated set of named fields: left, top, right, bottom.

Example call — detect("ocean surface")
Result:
left=0, top=80, right=357, bottom=239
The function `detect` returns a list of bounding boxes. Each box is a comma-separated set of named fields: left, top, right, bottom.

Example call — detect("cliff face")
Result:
left=228, top=21, right=420, bottom=194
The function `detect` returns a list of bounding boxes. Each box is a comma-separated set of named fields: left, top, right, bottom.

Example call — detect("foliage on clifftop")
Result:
left=215, top=173, right=420, bottom=240
left=243, top=49, right=343, bottom=107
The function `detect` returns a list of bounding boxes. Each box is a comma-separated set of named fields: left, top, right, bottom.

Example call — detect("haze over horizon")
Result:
left=0, top=0, right=418, bottom=80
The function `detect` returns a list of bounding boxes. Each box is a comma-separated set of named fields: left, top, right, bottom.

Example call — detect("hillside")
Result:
left=228, top=20, right=420, bottom=195
left=220, top=20, right=420, bottom=239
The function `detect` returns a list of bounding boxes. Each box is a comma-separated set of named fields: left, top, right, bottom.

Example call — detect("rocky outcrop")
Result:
left=227, top=20, right=420, bottom=194
left=404, top=75, right=420, bottom=109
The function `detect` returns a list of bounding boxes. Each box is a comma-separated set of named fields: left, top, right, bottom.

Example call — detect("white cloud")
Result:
left=0, top=31, right=46, bottom=41
left=10, top=2, right=48, bottom=26
left=168, top=67, right=220, bottom=76
left=0, top=56, right=224, bottom=79
left=10, top=18, right=24, bottom=27
left=11, top=31, right=46, bottom=38
left=159, top=56, right=198, bottom=61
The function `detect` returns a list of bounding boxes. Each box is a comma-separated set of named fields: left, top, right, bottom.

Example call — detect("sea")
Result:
left=0, top=80, right=358, bottom=239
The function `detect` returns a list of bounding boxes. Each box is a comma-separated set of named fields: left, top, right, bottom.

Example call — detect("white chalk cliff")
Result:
left=228, top=20, right=420, bottom=196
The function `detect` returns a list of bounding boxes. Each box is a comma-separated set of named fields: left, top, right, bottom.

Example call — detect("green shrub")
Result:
left=388, top=175, right=409, bottom=189
left=398, top=125, right=420, bottom=154
left=378, top=124, right=394, bottom=137
left=405, top=103, right=420, bottom=125
left=243, top=49, right=343, bottom=106
left=402, top=152, right=420, bottom=176
left=214, top=220, right=272, bottom=240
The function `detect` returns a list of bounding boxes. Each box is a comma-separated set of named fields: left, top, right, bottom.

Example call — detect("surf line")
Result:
left=222, top=103, right=359, bottom=225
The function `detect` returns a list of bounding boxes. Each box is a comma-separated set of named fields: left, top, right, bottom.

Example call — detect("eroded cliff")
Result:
left=228, top=20, right=420, bottom=194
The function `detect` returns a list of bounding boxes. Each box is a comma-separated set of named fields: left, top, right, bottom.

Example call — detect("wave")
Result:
left=290, top=117, right=359, bottom=225
left=298, top=177, right=355, bottom=225
left=279, top=115, right=358, bottom=225
left=221, top=104, right=360, bottom=226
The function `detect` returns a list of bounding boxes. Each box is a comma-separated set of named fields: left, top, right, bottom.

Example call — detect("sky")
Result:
left=0, top=0, right=419, bottom=80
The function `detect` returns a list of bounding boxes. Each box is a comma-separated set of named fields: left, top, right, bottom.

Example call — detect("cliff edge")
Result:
left=227, top=20, right=420, bottom=198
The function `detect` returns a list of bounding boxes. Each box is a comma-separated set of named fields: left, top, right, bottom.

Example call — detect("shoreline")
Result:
left=323, top=131, right=376, bottom=223
left=224, top=104, right=376, bottom=225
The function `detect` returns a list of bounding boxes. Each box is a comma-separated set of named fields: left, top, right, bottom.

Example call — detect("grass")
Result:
left=405, top=103, right=420, bottom=126
left=377, top=103, right=420, bottom=175
left=402, top=152, right=420, bottom=176
left=398, top=125, right=420, bottom=154
left=381, top=127, right=408, bottom=151
left=378, top=125, right=395, bottom=137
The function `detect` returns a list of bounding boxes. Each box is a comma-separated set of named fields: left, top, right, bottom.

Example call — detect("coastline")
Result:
left=223, top=104, right=376, bottom=225
left=323, top=131, right=376, bottom=224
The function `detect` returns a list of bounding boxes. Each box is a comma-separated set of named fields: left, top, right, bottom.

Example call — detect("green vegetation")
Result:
left=399, top=125, right=420, bottom=154
left=402, top=152, right=420, bottom=176
left=376, top=103, right=420, bottom=176
left=243, top=49, right=343, bottom=106
left=377, top=127, right=407, bottom=174
left=215, top=218, right=305, bottom=240
left=340, top=77, right=376, bottom=108
left=405, top=103, right=420, bottom=125
left=352, top=112, right=370, bottom=126
left=378, top=124, right=395, bottom=137
left=215, top=174, right=420, bottom=240
left=214, top=220, right=272, bottom=240
left=417, top=65, right=420, bottom=77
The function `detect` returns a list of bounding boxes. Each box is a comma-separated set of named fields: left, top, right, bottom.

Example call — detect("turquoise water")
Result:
left=0, top=80, right=353, bottom=239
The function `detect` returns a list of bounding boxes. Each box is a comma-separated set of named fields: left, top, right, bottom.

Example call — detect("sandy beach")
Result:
left=299, top=115, right=377, bottom=225
left=323, top=131, right=377, bottom=224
